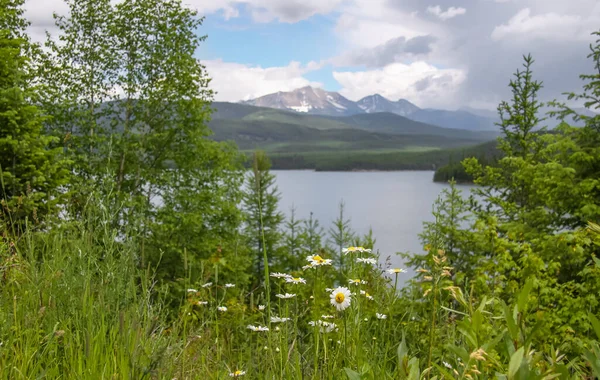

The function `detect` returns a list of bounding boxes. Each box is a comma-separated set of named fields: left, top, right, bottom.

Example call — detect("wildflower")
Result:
left=285, top=277, right=306, bottom=285
left=247, top=325, right=269, bottom=332
left=321, top=315, right=334, bottom=319
left=258, top=305, right=265, bottom=311
left=197, top=301, right=208, bottom=306
left=386, top=268, right=406, bottom=274
left=275, top=326, right=280, bottom=331
left=348, top=279, right=367, bottom=285
left=359, top=290, right=374, bottom=300
left=225, top=283, right=235, bottom=288
left=270, top=316, right=291, bottom=323
left=342, top=246, right=372, bottom=254
left=469, top=348, right=487, bottom=361
left=263, top=346, right=268, bottom=350
left=306, top=254, right=332, bottom=266
left=276, top=293, right=296, bottom=299
left=356, top=257, right=377, bottom=265
left=330, top=287, right=352, bottom=311
left=229, top=370, right=246, bottom=377
left=309, top=320, right=337, bottom=333
left=302, top=264, right=314, bottom=270
left=187, top=288, right=198, bottom=293
left=270, top=272, right=292, bottom=279
left=325, top=288, right=333, bottom=292
left=275, top=347, right=280, bottom=352
left=202, top=282, right=213, bottom=288
left=376, top=313, right=387, bottom=320
left=443, top=361, right=452, bottom=369
left=217, top=306, right=227, bottom=312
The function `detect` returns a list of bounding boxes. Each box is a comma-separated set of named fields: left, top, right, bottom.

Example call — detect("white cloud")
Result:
left=426, top=5, right=466, bottom=21
left=491, top=8, right=588, bottom=42
left=188, top=0, right=343, bottom=23
left=333, top=0, right=443, bottom=49
left=332, top=61, right=467, bottom=109
left=203, top=60, right=322, bottom=101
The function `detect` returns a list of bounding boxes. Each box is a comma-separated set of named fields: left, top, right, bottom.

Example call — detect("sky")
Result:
left=23, top=0, right=600, bottom=110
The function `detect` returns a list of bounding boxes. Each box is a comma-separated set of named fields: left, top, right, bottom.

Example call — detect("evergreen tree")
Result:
left=0, top=0, right=69, bottom=233
left=327, top=200, right=355, bottom=270
left=243, top=151, right=284, bottom=281
left=281, top=205, right=306, bottom=272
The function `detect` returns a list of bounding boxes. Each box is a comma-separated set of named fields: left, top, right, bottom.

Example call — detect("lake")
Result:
left=273, top=170, right=474, bottom=279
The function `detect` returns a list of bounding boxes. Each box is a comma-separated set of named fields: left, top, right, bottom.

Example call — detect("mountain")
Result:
left=241, top=86, right=498, bottom=131
left=241, top=86, right=364, bottom=116
left=356, top=94, right=419, bottom=116
left=409, top=109, right=497, bottom=131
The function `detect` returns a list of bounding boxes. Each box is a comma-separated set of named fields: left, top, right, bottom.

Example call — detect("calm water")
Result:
left=273, top=170, right=474, bottom=279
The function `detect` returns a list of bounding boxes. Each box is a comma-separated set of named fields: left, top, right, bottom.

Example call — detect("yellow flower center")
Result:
left=335, top=292, right=345, bottom=303
left=293, top=277, right=300, bottom=281
left=234, top=370, right=242, bottom=375
left=313, top=255, right=324, bottom=263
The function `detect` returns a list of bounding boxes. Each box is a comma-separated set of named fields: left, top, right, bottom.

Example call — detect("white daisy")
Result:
left=270, top=316, right=291, bottom=323
left=276, top=293, right=296, bottom=299
left=309, top=320, right=337, bottom=333
left=443, top=361, right=452, bottom=369
left=342, top=246, right=372, bottom=255
left=270, top=272, right=292, bottom=279
left=202, top=282, right=213, bottom=288
left=302, top=264, right=314, bottom=270
left=187, top=288, right=198, bottom=293
left=321, top=315, right=334, bottom=319
left=356, top=257, right=377, bottom=265
left=376, top=313, right=387, bottom=320
left=217, top=306, right=227, bottom=312
left=330, top=287, right=352, bottom=311
left=229, top=370, right=246, bottom=377
left=386, top=268, right=407, bottom=274
left=360, top=290, right=374, bottom=300
left=258, top=305, right=265, bottom=311
left=306, top=254, right=333, bottom=266
left=285, top=277, right=306, bottom=285
left=348, top=279, right=367, bottom=285
left=225, top=283, right=235, bottom=288
left=247, top=325, right=269, bottom=332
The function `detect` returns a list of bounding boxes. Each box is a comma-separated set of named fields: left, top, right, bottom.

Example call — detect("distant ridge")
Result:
left=241, top=86, right=498, bottom=131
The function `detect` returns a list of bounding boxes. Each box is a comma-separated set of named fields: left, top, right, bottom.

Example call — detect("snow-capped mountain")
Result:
left=241, top=86, right=364, bottom=116
left=241, top=86, right=499, bottom=131
left=357, top=94, right=420, bottom=116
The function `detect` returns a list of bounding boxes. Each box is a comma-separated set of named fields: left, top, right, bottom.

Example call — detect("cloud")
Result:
left=203, top=60, right=322, bottom=101
left=332, top=61, right=467, bottom=109
left=332, top=35, right=437, bottom=68
left=491, top=8, right=587, bottom=41
left=426, top=5, right=466, bottom=21
left=189, top=0, right=343, bottom=23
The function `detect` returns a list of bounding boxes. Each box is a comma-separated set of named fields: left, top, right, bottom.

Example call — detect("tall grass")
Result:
left=1, top=197, right=599, bottom=378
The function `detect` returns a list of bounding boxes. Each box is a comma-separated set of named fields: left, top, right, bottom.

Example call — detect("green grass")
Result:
left=1, top=193, right=599, bottom=379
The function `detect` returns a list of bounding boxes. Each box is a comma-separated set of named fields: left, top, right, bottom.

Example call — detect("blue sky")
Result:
left=24, top=0, right=600, bottom=110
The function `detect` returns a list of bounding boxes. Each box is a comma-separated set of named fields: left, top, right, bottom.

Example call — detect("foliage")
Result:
left=0, top=0, right=69, bottom=233
left=242, top=150, right=284, bottom=282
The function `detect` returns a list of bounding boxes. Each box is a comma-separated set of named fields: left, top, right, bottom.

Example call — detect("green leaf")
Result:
left=508, top=346, right=524, bottom=379
left=589, top=312, right=600, bottom=340
left=503, top=301, right=518, bottom=341
left=344, top=368, right=361, bottom=380
left=517, top=279, right=534, bottom=313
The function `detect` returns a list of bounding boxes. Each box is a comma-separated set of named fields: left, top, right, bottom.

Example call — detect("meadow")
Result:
left=2, top=0, right=600, bottom=378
